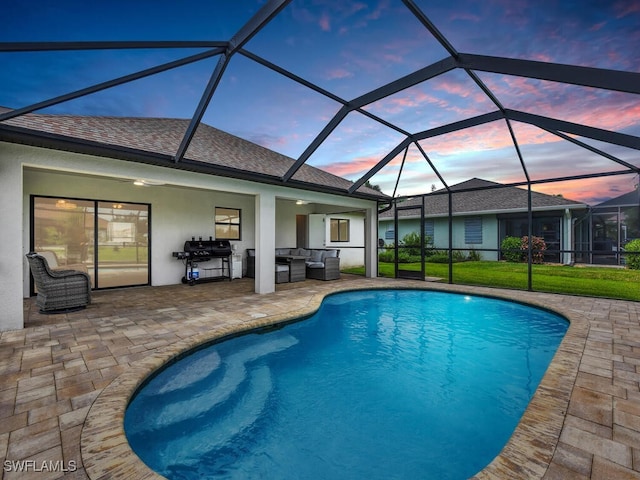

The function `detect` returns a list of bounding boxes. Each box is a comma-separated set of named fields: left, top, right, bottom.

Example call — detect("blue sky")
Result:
left=1, top=0, right=639, bottom=204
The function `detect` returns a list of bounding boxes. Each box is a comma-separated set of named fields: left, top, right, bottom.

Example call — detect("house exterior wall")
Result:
left=2, top=141, right=378, bottom=330
left=322, top=212, right=366, bottom=268
left=378, top=215, right=499, bottom=260
left=381, top=209, right=589, bottom=264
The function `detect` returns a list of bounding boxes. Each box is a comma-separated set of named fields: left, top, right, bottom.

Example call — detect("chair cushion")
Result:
left=321, top=249, right=338, bottom=261
left=310, top=250, right=324, bottom=262
left=276, top=248, right=291, bottom=256
left=306, top=261, right=324, bottom=269
left=292, top=248, right=310, bottom=257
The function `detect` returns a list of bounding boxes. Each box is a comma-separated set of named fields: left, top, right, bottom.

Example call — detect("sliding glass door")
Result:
left=32, top=196, right=150, bottom=289
left=96, top=201, right=149, bottom=287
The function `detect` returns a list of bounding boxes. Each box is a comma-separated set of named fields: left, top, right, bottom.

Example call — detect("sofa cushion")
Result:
left=276, top=248, right=291, bottom=256
left=321, top=249, right=338, bottom=261
left=310, top=250, right=324, bottom=262
left=306, top=261, right=324, bottom=269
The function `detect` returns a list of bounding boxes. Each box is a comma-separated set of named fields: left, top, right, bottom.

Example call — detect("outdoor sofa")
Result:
left=246, top=248, right=341, bottom=281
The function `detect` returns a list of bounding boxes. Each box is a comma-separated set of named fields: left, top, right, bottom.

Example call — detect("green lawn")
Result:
left=343, top=261, right=640, bottom=301
left=97, top=245, right=148, bottom=263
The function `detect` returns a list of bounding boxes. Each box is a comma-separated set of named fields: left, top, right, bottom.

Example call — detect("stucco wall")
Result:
left=378, top=215, right=499, bottom=261
left=323, top=212, right=366, bottom=268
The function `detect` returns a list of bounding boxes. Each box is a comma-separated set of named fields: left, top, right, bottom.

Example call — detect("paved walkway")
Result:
left=1, top=276, right=639, bottom=479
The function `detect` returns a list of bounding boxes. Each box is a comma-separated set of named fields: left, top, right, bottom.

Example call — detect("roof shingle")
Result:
left=0, top=109, right=386, bottom=198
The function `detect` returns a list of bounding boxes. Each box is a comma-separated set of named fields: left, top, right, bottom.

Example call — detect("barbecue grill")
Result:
left=173, top=237, right=232, bottom=284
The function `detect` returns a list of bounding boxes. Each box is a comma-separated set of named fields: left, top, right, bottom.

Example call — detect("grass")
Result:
left=97, top=246, right=148, bottom=263
left=343, top=261, right=640, bottom=301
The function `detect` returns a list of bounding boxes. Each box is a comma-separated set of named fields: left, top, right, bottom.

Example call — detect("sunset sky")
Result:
left=1, top=0, right=639, bottom=204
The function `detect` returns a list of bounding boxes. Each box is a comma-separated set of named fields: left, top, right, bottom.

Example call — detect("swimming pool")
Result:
left=125, top=289, right=568, bottom=479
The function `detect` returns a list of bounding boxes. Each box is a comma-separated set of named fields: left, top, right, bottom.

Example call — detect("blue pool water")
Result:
left=125, top=289, right=568, bottom=479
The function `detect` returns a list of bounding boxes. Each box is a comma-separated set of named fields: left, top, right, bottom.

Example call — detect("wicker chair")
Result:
left=26, top=252, right=91, bottom=313
left=305, top=250, right=340, bottom=281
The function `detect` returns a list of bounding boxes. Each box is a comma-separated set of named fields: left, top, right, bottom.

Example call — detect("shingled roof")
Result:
left=380, top=178, right=587, bottom=218
left=0, top=108, right=386, bottom=199
left=594, top=188, right=640, bottom=208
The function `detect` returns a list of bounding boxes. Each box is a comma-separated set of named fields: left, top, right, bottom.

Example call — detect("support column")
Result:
left=254, top=193, right=276, bottom=294
left=564, top=208, right=573, bottom=265
left=364, top=206, right=378, bottom=278
left=0, top=159, right=24, bottom=330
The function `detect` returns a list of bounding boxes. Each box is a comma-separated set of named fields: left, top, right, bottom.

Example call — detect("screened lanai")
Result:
left=1, top=0, right=639, bottom=296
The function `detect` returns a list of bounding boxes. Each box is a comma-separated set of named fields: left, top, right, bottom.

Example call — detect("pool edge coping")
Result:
left=80, top=282, right=586, bottom=480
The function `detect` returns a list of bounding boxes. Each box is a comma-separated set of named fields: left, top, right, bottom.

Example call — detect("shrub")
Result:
left=522, top=236, right=547, bottom=264
left=378, top=250, right=395, bottom=263
left=452, top=250, right=467, bottom=262
left=467, top=249, right=482, bottom=262
left=625, top=239, right=640, bottom=270
left=428, top=253, right=450, bottom=263
left=397, top=251, right=421, bottom=263
left=425, top=249, right=445, bottom=259
left=501, top=235, right=547, bottom=263
left=501, top=236, right=523, bottom=262
left=401, top=232, right=422, bottom=256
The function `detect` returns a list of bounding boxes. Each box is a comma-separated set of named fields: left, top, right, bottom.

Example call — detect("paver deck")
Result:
left=1, top=275, right=639, bottom=479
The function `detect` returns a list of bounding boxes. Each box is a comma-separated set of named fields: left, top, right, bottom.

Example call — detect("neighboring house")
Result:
left=589, top=188, right=640, bottom=265
left=0, top=109, right=385, bottom=330
left=378, top=178, right=589, bottom=264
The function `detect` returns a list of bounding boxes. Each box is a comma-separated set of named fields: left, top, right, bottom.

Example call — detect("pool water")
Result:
left=125, top=289, right=568, bottom=479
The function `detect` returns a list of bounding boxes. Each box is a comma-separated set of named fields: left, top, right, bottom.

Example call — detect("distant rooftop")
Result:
left=379, top=178, right=587, bottom=218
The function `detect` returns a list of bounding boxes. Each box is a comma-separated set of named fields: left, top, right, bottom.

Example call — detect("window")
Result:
left=330, top=218, right=349, bottom=242
left=215, top=207, right=241, bottom=240
left=464, top=217, right=482, bottom=244
left=385, top=227, right=395, bottom=240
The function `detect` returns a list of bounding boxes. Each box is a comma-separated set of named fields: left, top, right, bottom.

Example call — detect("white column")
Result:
left=254, top=193, right=276, bottom=294
left=364, top=206, right=378, bottom=278
left=564, top=208, right=573, bottom=265
left=0, top=158, right=24, bottom=330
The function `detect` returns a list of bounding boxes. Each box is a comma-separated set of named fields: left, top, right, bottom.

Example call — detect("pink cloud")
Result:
left=318, top=12, right=331, bottom=31
left=530, top=177, right=632, bottom=204
left=432, top=79, right=473, bottom=98
left=322, top=155, right=383, bottom=178
left=325, top=68, right=353, bottom=80
left=614, top=1, right=640, bottom=18
left=531, top=53, right=553, bottom=63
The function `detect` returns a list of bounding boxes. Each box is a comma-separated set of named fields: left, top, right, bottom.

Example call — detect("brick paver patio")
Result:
left=1, top=276, right=639, bottom=479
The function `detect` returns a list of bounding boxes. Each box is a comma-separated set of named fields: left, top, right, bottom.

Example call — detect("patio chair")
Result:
left=26, top=252, right=91, bottom=313
left=305, top=249, right=341, bottom=281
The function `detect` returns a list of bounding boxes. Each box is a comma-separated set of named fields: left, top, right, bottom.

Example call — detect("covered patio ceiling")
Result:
left=1, top=0, right=639, bottom=204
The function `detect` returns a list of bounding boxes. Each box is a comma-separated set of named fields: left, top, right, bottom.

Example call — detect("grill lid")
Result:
left=183, top=238, right=232, bottom=257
